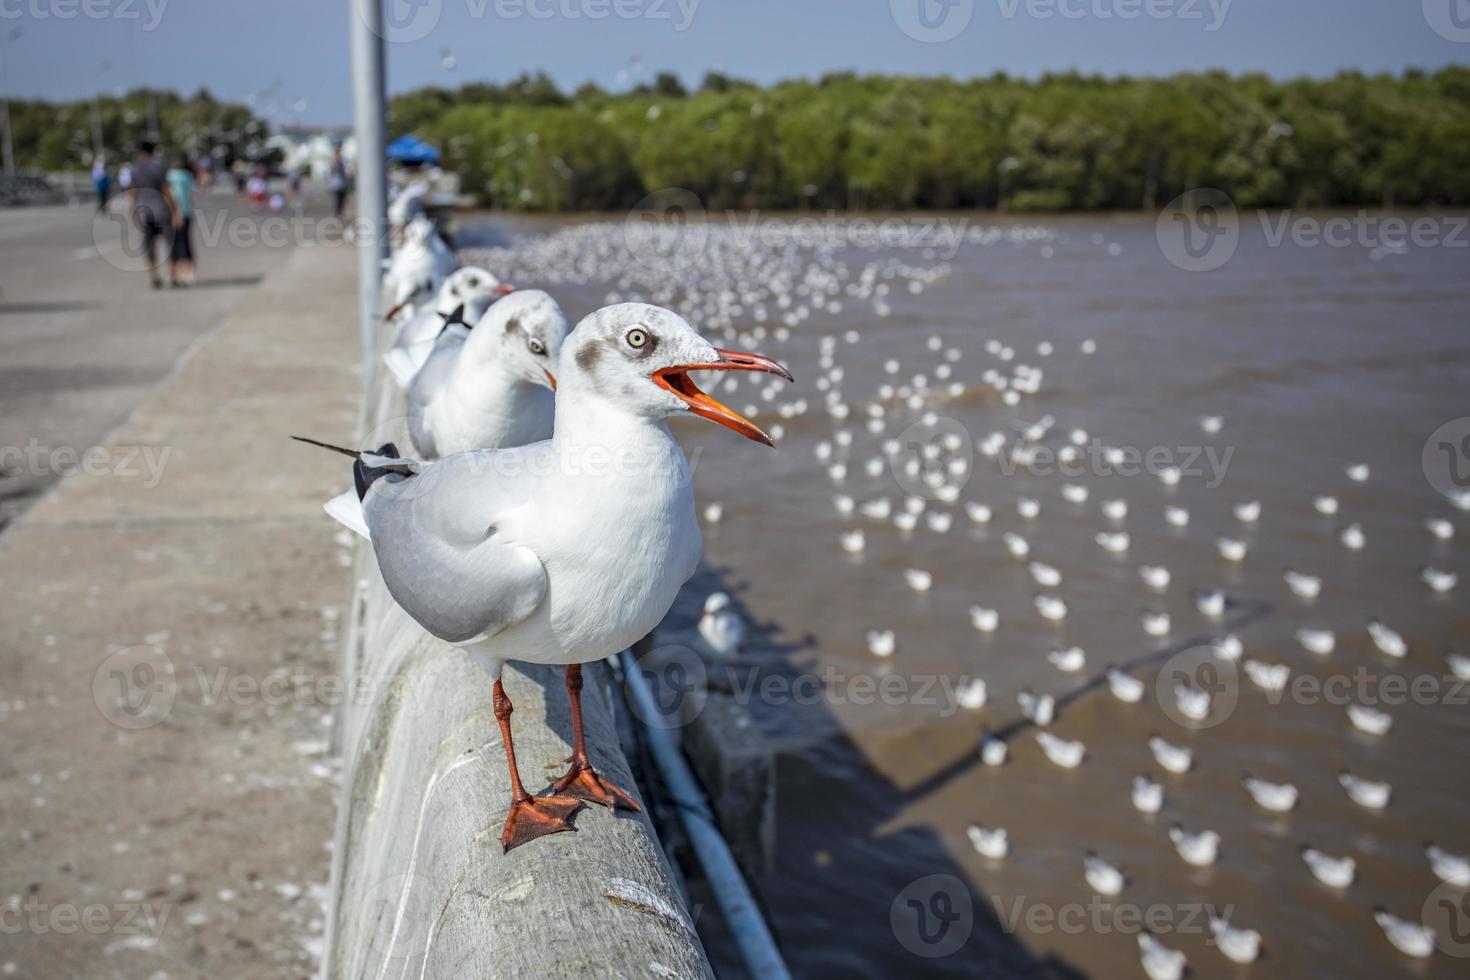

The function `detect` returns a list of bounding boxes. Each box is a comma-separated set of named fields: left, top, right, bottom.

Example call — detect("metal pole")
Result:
left=617, top=650, right=793, bottom=980
left=0, top=35, right=14, bottom=177
left=348, top=0, right=388, bottom=394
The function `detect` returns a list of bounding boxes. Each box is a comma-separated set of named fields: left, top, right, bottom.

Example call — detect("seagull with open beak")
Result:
left=406, top=289, right=570, bottom=458
left=301, top=303, right=793, bottom=850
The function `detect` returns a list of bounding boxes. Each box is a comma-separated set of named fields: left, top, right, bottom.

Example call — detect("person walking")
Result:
left=91, top=157, right=110, bottom=213
left=127, top=141, right=175, bottom=290
left=166, top=152, right=197, bottom=286
left=328, top=144, right=350, bottom=218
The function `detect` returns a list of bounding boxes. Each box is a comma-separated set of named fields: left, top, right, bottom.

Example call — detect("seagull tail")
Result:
left=290, top=435, right=363, bottom=460
left=324, top=490, right=371, bottom=541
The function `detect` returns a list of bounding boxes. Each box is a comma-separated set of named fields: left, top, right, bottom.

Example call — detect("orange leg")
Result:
left=494, top=679, right=583, bottom=851
left=553, top=665, right=642, bottom=811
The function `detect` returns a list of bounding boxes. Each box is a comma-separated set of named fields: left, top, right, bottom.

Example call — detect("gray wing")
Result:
left=405, top=331, right=466, bottom=457
left=363, top=448, right=548, bottom=644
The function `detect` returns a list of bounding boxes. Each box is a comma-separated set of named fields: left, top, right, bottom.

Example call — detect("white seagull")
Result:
left=1035, top=594, right=1068, bottom=622
left=302, top=302, right=791, bottom=850
left=1028, top=561, right=1062, bottom=588
left=1374, top=909, right=1435, bottom=958
left=1047, top=646, right=1086, bottom=673
left=967, top=825, right=1010, bottom=860
left=1036, top=731, right=1085, bottom=768
left=1164, top=505, right=1190, bottom=528
left=1421, top=565, right=1458, bottom=594
left=1193, top=588, right=1226, bottom=618
left=1339, top=770, right=1391, bottom=810
left=1132, top=775, right=1164, bottom=814
left=1367, top=620, right=1408, bottom=658
left=1244, top=659, right=1290, bottom=695
left=1301, top=847, right=1355, bottom=888
left=1242, top=774, right=1298, bottom=812
left=406, top=290, right=570, bottom=458
left=1018, top=690, right=1055, bottom=727
left=1108, top=668, right=1145, bottom=703
left=1150, top=735, right=1193, bottom=774
left=1284, top=569, right=1322, bottom=600
left=1169, top=824, right=1220, bottom=866
left=697, top=592, right=745, bottom=658
left=904, top=568, right=933, bottom=592
left=1139, top=565, right=1171, bottom=590
left=1209, top=914, right=1263, bottom=964
left=1138, top=932, right=1187, bottom=980
left=1314, top=494, right=1339, bottom=516
left=1340, top=523, right=1366, bottom=551
left=867, top=629, right=896, bottom=658
left=980, top=729, right=1008, bottom=766
left=1296, top=628, right=1337, bottom=655
left=384, top=266, right=513, bottom=387
left=1084, top=853, right=1126, bottom=895
left=1346, top=704, right=1393, bottom=736
left=956, top=677, right=988, bottom=711
left=969, top=605, right=999, bottom=633
left=1426, top=843, right=1470, bottom=885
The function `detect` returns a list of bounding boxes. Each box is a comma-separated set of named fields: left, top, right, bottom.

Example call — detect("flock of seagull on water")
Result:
left=342, top=197, right=1466, bottom=967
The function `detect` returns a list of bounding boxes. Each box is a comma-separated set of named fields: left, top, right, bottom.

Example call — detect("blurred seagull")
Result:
left=1374, top=909, right=1435, bottom=958
left=1301, top=847, right=1355, bottom=888
left=1132, top=775, right=1164, bottom=814
left=1108, top=668, right=1145, bottom=703
left=1138, top=933, right=1186, bottom=980
left=1209, top=915, right=1262, bottom=965
left=1284, top=569, right=1322, bottom=600
left=1367, top=620, right=1408, bottom=658
left=1036, top=731, right=1085, bottom=768
left=968, top=825, right=1009, bottom=860
left=1339, top=770, right=1391, bottom=810
left=1169, top=824, right=1220, bottom=866
left=1150, top=735, right=1192, bottom=774
left=1084, top=853, right=1126, bottom=895
left=1018, top=689, right=1055, bottom=727
left=698, top=592, right=745, bottom=658
left=1242, top=774, right=1298, bottom=812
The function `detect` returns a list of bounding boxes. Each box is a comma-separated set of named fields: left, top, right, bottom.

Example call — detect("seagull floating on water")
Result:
left=303, top=302, right=792, bottom=850
left=1420, top=565, right=1458, bottom=594
left=1296, top=628, right=1336, bottom=655
left=866, top=629, right=896, bottom=658
left=1339, top=770, right=1391, bottom=810
left=1242, top=774, right=1298, bottom=812
left=1426, top=843, right=1470, bottom=885
left=980, top=728, right=1008, bottom=766
left=1132, top=775, right=1164, bottom=814
left=1138, top=932, right=1186, bottom=980
left=1108, top=668, right=1145, bottom=703
left=1244, top=659, right=1290, bottom=695
left=967, top=824, right=1009, bottom=860
left=1170, top=824, right=1220, bottom=866
left=1209, top=914, right=1263, bottom=964
left=1150, top=735, right=1192, bottom=774
left=1374, top=909, right=1435, bottom=958
left=1346, top=703, right=1393, bottom=736
left=1367, top=620, right=1408, bottom=658
left=1084, top=853, right=1126, bottom=895
left=1047, top=646, right=1086, bottom=673
left=1284, top=569, right=1322, bottom=600
left=1018, top=689, right=1055, bottom=727
left=697, top=592, right=745, bottom=658
left=1302, top=847, right=1355, bottom=888
left=1036, top=731, right=1085, bottom=768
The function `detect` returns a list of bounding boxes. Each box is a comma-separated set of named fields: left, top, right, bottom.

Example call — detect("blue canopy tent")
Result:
left=386, top=134, right=441, bottom=165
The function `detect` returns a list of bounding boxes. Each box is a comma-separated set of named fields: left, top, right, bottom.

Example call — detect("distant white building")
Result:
left=267, top=126, right=356, bottom=179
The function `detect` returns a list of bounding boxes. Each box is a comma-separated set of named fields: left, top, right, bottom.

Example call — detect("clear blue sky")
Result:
left=5, top=0, right=1469, bottom=123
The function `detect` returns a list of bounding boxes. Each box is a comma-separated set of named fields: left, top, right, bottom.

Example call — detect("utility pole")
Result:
left=348, top=0, right=388, bottom=386
left=0, top=28, right=20, bottom=176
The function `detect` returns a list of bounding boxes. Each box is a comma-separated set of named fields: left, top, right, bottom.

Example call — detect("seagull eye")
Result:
left=528, top=338, right=546, bottom=356
left=625, top=328, right=649, bottom=349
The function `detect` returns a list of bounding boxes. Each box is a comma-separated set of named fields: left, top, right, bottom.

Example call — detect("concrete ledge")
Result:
left=323, top=310, right=712, bottom=978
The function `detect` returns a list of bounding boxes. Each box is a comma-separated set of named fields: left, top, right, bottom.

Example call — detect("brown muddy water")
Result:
left=458, top=210, right=1470, bottom=979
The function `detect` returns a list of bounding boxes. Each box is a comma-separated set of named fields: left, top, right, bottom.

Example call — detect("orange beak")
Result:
left=493, top=283, right=516, bottom=297
left=653, top=348, right=794, bottom=447
left=543, top=367, right=557, bottom=391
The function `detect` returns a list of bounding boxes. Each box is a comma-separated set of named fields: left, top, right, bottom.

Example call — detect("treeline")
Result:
left=8, top=89, right=270, bottom=170
left=392, top=68, right=1470, bottom=212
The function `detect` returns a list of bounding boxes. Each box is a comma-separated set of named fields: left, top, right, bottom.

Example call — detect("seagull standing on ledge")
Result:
left=299, top=304, right=792, bottom=850
left=406, top=290, right=571, bottom=458
left=384, top=266, right=515, bottom=387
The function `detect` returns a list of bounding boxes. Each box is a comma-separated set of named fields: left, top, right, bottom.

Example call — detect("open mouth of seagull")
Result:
left=653, top=348, right=793, bottom=447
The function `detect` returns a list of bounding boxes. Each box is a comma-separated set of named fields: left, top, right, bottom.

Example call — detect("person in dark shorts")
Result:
left=166, top=153, right=197, bottom=285
left=329, top=145, right=350, bottom=217
left=127, top=141, right=175, bottom=289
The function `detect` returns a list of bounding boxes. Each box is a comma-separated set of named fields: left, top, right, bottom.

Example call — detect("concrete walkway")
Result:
left=0, top=241, right=360, bottom=977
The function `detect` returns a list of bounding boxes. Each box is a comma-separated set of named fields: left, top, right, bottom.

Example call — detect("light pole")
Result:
left=90, top=61, right=110, bottom=162
left=0, top=27, right=22, bottom=176
left=348, top=0, right=388, bottom=384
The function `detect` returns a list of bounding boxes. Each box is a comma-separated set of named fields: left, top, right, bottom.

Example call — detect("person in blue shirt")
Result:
left=166, top=153, right=197, bottom=286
